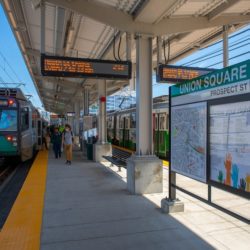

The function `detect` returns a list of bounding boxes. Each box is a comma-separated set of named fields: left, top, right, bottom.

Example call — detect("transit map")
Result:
left=171, top=102, right=207, bottom=182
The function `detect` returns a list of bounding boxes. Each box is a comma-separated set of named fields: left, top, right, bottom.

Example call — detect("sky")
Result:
left=0, top=4, right=43, bottom=109
left=153, top=25, right=250, bottom=97
left=0, top=2, right=249, bottom=110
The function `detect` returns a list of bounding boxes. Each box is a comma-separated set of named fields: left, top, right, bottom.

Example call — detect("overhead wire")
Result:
left=183, top=37, right=249, bottom=66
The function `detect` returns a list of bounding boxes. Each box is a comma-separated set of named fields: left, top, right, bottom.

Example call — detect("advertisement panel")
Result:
left=171, top=102, right=207, bottom=182
left=209, top=100, right=250, bottom=194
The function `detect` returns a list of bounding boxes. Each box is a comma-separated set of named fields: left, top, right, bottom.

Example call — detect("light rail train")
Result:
left=0, top=88, right=44, bottom=162
left=83, top=96, right=169, bottom=159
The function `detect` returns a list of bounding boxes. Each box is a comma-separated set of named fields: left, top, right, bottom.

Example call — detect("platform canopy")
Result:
left=2, top=0, right=250, bottom=113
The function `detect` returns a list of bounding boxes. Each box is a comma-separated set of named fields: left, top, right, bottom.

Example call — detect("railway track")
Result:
left=0, top=157, right=35, bottom=229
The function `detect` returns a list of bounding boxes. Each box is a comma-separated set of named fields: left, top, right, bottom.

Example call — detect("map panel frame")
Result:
left=171, top=102, right=207, bottom=183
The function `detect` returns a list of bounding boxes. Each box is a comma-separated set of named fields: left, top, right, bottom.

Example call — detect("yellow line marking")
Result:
left=0, top=150, right=48, bottom=250
left=163, top=160, right=169, bottom=167
left=112, top=144, right=135, bottom=154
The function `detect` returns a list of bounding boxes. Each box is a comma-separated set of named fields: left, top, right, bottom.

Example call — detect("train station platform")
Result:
left=0, top=149, right=249, bottom=250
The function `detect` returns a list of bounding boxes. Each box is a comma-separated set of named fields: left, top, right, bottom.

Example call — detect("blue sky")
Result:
left=0, top=5, right=43, bottom=109
left=0, top=3, right=249, bottom=109
left=153, top=25, right=250, bottom=97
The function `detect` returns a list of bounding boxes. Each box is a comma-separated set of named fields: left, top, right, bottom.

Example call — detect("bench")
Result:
left=103, top=146, right=133, bottom=171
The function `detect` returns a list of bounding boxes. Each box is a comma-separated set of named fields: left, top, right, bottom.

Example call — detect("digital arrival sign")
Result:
left=157, top=65, right=214, bottom=83
left=41, top=54, right=132, bottom=80
left=170, top=59, right=250, bottom=198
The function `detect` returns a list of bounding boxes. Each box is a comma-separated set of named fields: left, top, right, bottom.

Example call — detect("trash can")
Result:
left=86, top=143, right=93, bottom=160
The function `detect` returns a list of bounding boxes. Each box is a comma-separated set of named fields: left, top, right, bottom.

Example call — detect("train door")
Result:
left=37, top=118, right=42, bottom=150
left=154, top=113, right=160, bottom=156
left=20, top=107, right=33, bottom=161
left=129, top=112, right=136, bottom=151
left=124, top=115, right=130, bottom=149
left=118, top=115, right=124, bottom=147
left=158, top=113, right=167, bottom=158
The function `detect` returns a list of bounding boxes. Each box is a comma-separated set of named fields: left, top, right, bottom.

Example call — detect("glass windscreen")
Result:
left=0, top=109, right=17, bottom=131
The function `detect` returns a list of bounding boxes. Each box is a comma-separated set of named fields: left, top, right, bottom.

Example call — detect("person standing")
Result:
left=52, top=127, right=62, bottom=159
left=62, top=124, right=74, bottom=165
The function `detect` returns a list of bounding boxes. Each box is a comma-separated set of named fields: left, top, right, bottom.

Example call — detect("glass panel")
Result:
left=0, top=109, right=17, bottom=131
left=130, top=113, right=136, bottom=128
left=21, top=108, right=29, bottom=131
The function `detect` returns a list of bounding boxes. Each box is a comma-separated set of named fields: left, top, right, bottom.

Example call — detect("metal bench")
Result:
left=103, top=146, right=133, bottom=171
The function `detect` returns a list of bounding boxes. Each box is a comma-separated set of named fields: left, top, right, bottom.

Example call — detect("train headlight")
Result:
left=6, top=136, right=12, bottom=141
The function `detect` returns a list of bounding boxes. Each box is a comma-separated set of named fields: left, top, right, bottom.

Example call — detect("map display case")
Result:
left=170, top=59, right=250, bottom=198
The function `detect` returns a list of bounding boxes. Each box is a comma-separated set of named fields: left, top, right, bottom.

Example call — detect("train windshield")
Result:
left=0, top=109, right=17, bottom=131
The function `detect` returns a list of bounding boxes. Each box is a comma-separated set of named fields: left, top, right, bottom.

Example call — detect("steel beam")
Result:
left=208, top=0, right=239, bottom=21
left=46, top=0, right=250, bottom=36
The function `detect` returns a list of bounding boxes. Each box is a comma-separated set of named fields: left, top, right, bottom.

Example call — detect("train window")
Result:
left=155, top=116, right=158, bottom=131
left=130, top=113, right=136, bottom=128
left=21, top=108, right=29, bottom=131
left=119, top=116, right=123, bottom=129
left=159, top=114, right=166, bottom=130
left=125, top=117, right=130, bottom=129
left=0, top=110, right=17, bottom=131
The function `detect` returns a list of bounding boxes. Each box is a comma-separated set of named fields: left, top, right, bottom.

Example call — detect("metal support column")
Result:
left=74, top=101, right=80, bottom=136
left=126, top=35, right=162, bottom=194
left=83, top=87, right=89, bottom=115
left=93, top=80, right=111, bottom=162
left=97, top=80, right=107, bottom=144
left=223, top=25, right=229, bottom=68
left=135, top=35, right=153, bottom=155
left=157, top=36, right=162, bottom=66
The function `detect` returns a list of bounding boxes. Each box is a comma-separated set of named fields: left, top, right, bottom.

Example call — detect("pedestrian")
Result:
left=62, top=124, right=74, bottom=165
left=51, top=127, right=62, bottom=158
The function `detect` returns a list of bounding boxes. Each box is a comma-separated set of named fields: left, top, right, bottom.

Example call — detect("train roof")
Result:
left=107, top=95, right=169, bottom=116
left=0, top=88, right=28, bottom=101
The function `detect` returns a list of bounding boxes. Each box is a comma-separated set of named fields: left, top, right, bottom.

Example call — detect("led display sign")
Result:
left=41, top=54, right=132, bottom=79
left=157, top=65, right=214, bottom=83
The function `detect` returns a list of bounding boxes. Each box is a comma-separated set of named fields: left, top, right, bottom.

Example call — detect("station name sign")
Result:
left=157, top=64, right=214, bottom=83
left=41, top=54, right=132, bottom=80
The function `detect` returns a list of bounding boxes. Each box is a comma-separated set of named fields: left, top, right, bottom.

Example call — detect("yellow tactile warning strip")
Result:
left=0, top=150, right=48, bottom=250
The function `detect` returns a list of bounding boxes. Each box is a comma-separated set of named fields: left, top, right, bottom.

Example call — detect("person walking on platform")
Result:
left=52, top=127, right=62, bottom=159
left=62, top=124, right=74, bottom=165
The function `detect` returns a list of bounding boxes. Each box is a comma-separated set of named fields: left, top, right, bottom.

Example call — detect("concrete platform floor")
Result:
left=41, top=150, right=250, bottom=250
